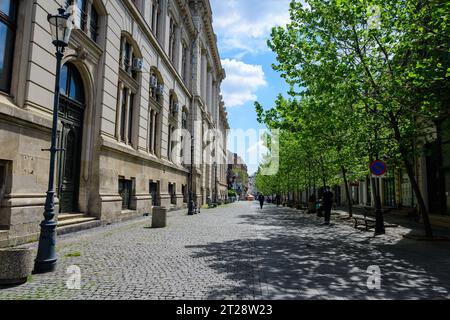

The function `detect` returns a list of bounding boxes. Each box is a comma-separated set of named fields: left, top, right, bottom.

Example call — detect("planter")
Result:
left=0, top=248, right=34, bottom=285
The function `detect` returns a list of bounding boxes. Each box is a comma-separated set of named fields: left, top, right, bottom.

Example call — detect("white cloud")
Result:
left=221, top=59, right=267, bottom=108
left=211, top=0, right=291, bottom=57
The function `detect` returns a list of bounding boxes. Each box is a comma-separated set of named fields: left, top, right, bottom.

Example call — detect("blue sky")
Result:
left=210, top=0, right=291, bottom=174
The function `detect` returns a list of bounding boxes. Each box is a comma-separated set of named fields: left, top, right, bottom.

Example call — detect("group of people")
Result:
left=257, top=187, right=334, bottom=225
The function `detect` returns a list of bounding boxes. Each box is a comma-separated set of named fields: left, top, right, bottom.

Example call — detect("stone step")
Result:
left=0, top=230, right=8, bottom=242
left=57, top=213, right=86, bottom=222
left=57, top=216, right=97, bottom=228
left=57, top=219, right=102, bottom=236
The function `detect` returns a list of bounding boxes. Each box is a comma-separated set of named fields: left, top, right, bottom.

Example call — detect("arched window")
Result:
left=150, top=0, right=162, bottom=41
left=180, top=107, right=189, bottom=164
left=120, top=35, right=141, bottom=80
left=59, top=63, right=85, bottom=104
left=148, top=67, right=163, bottom=156
left=169, top=91, right=179, bottom=116
left=168, top=16, right=177, bottom=64
left=182, top=108, right=188, bottom=130
left=168, top=124, right=175, bottom=161
left=0, top=0, right=17, bottom=93
left=181, top=41, right=188, bottom=83
left=149, top=68, right=164, bottom=105
left=116, top=34, right=141, bottom=147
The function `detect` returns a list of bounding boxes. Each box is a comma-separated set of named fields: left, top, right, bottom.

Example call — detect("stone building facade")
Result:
left=0, top=0, right=229, bottom=247
left=227, top=152, right=249, bottom=200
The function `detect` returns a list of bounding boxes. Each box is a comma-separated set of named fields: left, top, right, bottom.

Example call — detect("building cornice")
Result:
left=189, top=0, right=225, bottom=80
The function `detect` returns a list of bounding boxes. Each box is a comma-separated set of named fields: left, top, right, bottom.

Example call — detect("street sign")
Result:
left=369, top=160, right=387, bottom=176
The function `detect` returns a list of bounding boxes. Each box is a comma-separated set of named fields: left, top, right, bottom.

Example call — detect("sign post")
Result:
left=369, top=159, right=386, bottom=235
left=369, top=160, right=387, bottom=176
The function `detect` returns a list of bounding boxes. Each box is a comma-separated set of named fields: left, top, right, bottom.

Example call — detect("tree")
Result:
left=262, top=0, right=450, bottom=237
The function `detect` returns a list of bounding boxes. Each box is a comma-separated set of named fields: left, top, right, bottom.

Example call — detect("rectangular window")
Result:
left=0, top=161, right=7, bottom=202
left=401, top=172, right=416, bottom=207
left=366, top=177, right=372, bottom=206
left=155, top=1, right=161, bottom=40
left=90, top=6, right=99, bottom=42
left=154, top=112, right=159, bottom=155
left=119, top=177, right=132, bottom=210
left=128, top=93, right=134, bottom=145
left=66, top=0, right=87, bottom=30
left=120, top=88, right=128, bottom=142
left=182, top=185, right=187, bottom=203
left=150, top=181, right=160, bottom=206
left=0, top=0, right=17, bottom=93
left=167, top=125, right=172, bottom=160
left=149, top=110, right=154, bottom=153
left=169, top=18, right=177, bottom=64
left=181, top=42, right=188, bottom=83
left=151, top=3, right=157, bottom=32
left=169, top=183, right=176, bottom=205
left=383, top=177, right=396, bottom=207
left=124, top=41, right=131, bottom=73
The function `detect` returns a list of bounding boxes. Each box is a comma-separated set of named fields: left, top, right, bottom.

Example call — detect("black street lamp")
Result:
left=188, top=136, right=195, bottom=215
left=34, top=8, right=73, bottom=274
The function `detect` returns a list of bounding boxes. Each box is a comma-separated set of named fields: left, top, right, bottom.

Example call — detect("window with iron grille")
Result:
left=0, top=161, right=8, bottom=203
left=182, top=185, right=187, bottom=203
left=119, top=178, right=132, bottom=210
left=169, top=183, right=176, bottom=205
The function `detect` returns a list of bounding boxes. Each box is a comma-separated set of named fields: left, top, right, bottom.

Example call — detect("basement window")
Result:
left=0, top=160, right=10, bottom=203
left=119, top=177, right=133, bottom=210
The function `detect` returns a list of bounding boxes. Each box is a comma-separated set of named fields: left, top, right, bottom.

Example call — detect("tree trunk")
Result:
left=403, top=156, right=433, bottom=237
left=320, top=156, right=327, bottom=188
left=391, top=114, right=433, bottom=237
left=341, top=165, right=353, bottom=218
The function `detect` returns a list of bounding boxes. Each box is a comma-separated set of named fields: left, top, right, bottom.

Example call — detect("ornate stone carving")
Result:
left=76, top=45, right=89, bottom=61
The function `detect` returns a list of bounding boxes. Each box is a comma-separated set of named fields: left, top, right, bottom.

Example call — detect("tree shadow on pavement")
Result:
left=186, top=205, right=450, bottom=300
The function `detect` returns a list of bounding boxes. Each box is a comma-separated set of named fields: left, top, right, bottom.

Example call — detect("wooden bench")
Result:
left=353, top=207, right=393, bottom=231
left=296, top=203, right=308, bottom=211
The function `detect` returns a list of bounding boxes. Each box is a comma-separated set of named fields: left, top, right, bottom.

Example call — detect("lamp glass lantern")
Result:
left=48, top=8, right=73, bottom=48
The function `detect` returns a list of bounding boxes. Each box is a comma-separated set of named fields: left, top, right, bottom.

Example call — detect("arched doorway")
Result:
left=57, top=62, right=85, bottom=213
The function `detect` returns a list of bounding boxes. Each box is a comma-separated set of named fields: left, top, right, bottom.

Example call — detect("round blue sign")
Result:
left=369, top=160, right=387, bottom=176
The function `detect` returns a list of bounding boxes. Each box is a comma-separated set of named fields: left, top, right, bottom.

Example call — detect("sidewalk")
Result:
left=330, top=206, right=450, bottom=239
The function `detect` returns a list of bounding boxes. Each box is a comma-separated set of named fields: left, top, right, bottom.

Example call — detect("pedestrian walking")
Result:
left=322, top=187, right=334, bottom=225
left=259, top=194, right=265, bottom=209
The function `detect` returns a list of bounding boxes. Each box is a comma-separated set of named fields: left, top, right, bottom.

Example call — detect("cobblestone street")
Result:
left=1, top=202, right=450, bottom=300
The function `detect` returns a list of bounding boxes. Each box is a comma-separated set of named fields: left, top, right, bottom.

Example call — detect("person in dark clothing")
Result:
left=276, top=194, right=281, bottom=207
left=259, top=194, right=265, bottom=209
left=322, top=187, right=334, bottom=225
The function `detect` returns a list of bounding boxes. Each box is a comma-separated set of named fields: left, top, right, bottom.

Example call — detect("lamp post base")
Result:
left=33, top=260, right=57, bottom=274
left=33, top=220, right=58, bottom=274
